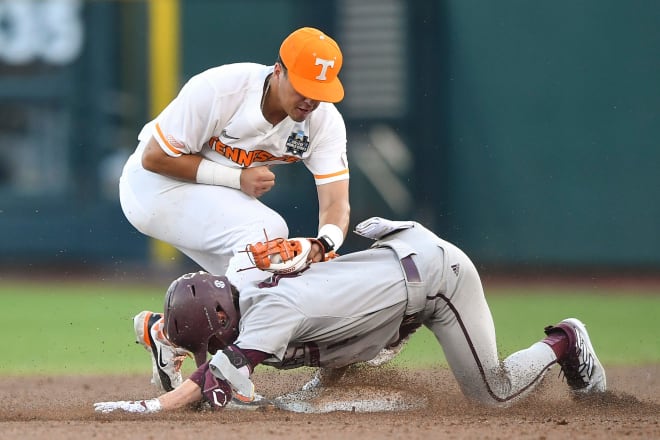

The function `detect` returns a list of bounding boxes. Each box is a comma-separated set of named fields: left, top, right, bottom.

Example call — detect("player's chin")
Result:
left=290, top=108, right=312, bottom=122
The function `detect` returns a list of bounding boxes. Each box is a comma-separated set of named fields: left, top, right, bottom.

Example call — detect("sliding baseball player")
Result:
left=94, top=217, right=606, bottom=413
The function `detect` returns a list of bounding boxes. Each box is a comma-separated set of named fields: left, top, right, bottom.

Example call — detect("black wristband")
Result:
left=316, top=235, right=335, bottom=253
left=223, top=345, right=253, bottom=373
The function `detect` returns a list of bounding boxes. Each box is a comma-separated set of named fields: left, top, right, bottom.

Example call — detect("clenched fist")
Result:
left=240, top=166, right=275, bottom=198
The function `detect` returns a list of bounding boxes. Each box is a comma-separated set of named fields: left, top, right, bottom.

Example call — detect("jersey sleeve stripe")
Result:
left=313, top=169, right=349, bottom=180
left=155, top=122, right=183, bottom=156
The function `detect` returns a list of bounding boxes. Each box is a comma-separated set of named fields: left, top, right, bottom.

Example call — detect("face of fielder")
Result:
left=273, top=63, right=320, bottom=122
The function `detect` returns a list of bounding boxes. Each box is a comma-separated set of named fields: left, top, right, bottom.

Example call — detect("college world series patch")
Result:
left=285, top=131, right=310, bottom=156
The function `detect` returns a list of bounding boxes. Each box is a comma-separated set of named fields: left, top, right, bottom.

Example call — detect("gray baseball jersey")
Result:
left=236, top=222, right=461, bottom=368
left=235, top=219, right=562, bottom=407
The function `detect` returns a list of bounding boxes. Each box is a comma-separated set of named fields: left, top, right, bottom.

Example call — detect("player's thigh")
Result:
left=121, top=170, right=288, bottom=249
left=176, top=185, right=289, bottom=250
left=425, top=258, right=500, bottom=397
left=176, top=246, right=232, bottom=276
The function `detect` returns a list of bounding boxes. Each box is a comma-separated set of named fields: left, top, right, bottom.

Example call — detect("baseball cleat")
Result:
left=134, top=310, right=188, bottom=392
left=365, top=335, right=412, bottom=367
left=225, top=393, right=272, bottom=411
left=365, top=322, right=420, bottom=367
left=301, top=366, right=348, bottom=391
left=545, top=318, right=606, bottom=394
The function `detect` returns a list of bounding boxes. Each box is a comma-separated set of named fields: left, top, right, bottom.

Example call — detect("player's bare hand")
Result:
left=240, top=166, right=275, bottom=198
left=308, top=241, right=326, bottom=263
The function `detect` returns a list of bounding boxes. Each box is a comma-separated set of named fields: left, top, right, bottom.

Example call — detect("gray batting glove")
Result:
left=94, top=398, right=162, bottom=414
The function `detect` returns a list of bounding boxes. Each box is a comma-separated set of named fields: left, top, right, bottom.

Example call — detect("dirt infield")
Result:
left=1, top=364, right=658, bottom=439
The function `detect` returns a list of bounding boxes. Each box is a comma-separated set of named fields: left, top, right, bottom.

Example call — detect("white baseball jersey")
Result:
left=119, top=63, right=349, bottom=290
left=235, top=219, right=563, bottom=407
left=139, top=63, right=349, bottom=185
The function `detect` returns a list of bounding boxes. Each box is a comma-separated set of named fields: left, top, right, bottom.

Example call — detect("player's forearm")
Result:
left=311, top=205, right=349, bottom=262
left=141, top=137, right=202, bottom=181
left=318, top=204, right=350, bottom=236
left=318, top=199, right=350, bottom=252
left=157, top=379, right=203, bottom=411
left=314, top=182, right=350, bottom=261
left=317, top=180, right=351, bottom=237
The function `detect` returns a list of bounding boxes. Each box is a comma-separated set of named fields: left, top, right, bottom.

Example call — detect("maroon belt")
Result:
left=400, top=255, right=421, bottom=283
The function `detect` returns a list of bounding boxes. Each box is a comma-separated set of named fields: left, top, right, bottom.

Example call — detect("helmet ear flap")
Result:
left=207, top=334, right=225, bottom=355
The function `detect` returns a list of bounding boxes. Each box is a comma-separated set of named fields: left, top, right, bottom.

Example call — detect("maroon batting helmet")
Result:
left=163, top=271, right=240, bottom=367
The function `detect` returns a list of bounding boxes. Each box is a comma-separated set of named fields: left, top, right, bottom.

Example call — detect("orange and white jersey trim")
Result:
left=137, top=63, right=349, bottom=185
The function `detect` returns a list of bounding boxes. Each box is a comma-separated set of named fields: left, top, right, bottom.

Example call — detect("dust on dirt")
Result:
left=0, top=364, right=657, bottom=440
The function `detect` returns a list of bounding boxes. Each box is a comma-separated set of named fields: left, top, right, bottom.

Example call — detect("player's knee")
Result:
left=263, top=213, right=289, bottom=239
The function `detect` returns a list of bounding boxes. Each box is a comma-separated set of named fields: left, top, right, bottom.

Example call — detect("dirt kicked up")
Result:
left=1, top=365, right=658, bottom=440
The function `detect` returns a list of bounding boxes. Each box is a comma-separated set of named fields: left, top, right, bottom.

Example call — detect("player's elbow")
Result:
left=141, top=151, right=159, bottom=173
left=141, top=138, right=167, bottom=173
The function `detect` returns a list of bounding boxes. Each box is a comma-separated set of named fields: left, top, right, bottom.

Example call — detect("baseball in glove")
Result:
left=246, top=236, right=314, bottom=274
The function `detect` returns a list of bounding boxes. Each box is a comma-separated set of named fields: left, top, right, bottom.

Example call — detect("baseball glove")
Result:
left=247, top=237, right=314, bottom=274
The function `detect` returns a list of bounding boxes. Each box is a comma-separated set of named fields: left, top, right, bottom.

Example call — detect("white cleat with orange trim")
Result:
left=133, top=310, right=188, bottom=391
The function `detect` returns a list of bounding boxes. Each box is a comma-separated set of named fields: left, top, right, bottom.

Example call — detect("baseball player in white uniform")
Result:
left=119, top=27, right=350, bottom=292
left=95, top=217, right=607, bottom=414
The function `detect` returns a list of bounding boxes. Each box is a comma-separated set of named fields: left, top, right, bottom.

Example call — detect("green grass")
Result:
left=0, top=281, right=658, bottom=375
left=397, top=287, right=660, bottom=367
left=1, top=281, right=165, bottom=375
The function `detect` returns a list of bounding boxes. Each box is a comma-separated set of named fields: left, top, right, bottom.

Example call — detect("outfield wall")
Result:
left=0, top=0, right=657, bottom=271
